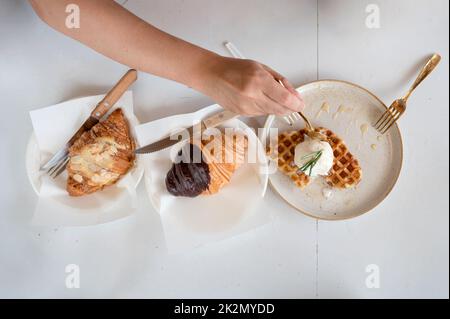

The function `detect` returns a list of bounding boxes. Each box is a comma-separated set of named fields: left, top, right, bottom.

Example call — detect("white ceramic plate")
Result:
left=135, top=105, right=269, bottom=252
left=27, top=92, right=145, bottom=227
left=142, top=119, right=269, bottom=229
left=261, top=80, right=403, bottom=220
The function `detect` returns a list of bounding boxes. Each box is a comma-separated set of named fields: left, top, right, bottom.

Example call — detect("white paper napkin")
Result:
left=134, top=105, right=270, bottom=253
left=28, top=91, right=143, bottom=226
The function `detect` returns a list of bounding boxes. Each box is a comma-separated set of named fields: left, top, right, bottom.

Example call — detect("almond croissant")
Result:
left=66, top=108, right=135, bottom=196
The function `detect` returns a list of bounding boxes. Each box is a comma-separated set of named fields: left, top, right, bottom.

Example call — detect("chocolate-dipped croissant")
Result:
left=165, top=133, right=248, bottom=197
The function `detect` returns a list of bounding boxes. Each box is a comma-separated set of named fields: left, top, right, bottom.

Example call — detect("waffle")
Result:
left=318, top=128, right=362, bottom=188
left=268, top=129, right=311, bottom=189
left=268, top=128, right=362, bottom=189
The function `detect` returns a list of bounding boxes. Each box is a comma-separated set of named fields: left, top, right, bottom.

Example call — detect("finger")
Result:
left=279, top=78, right=303, bottom=102
left=260, top=93, right=292, bottom=116
left=263, top=78, right=304, bottom=112
left=262, top=65, right=305, bottom=111
left=263, top=64, right=296, bottom=94
left=262, top=64, right=284, bottom=81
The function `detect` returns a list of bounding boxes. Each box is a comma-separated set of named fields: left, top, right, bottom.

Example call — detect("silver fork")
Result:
left=42, top=116, right=98, bottom=179
left=374, top=53, right=441, bottom=134
left=45, top=150, right=71, bottom=178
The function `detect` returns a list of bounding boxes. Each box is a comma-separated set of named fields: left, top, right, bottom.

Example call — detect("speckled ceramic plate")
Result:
left=261, top=80, right=403, bottom=220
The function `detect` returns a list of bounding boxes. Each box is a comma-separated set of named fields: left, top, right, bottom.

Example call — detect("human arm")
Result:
left=29, top=0, right=304, bottom=115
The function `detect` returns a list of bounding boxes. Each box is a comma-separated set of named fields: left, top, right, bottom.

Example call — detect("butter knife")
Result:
left=135, top=109, right=239, bottom=154
left=41, top=69, right=138, bottom=171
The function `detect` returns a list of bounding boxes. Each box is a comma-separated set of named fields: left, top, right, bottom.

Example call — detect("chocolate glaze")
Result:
left=165, top=144, right=210, bottom=197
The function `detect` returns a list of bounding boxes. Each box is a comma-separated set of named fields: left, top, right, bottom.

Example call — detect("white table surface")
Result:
left=0, top=0, right=448, bottom=299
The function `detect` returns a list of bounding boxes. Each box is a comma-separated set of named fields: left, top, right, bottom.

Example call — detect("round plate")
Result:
left=140, top=115, right=269, bottom=251
left=143, top=118, right=269, bottom=225
left=262, top=80, right=403, bottom=220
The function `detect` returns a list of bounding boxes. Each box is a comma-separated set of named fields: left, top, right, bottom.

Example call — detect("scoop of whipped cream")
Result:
left=294, top=137, right=334, bottom=177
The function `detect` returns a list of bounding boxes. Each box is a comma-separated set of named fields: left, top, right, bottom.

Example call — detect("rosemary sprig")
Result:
left=299, top=150, right=323, bottom=176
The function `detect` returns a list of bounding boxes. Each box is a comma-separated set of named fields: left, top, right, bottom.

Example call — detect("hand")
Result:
left=30, top=1, right=303, bottom=117
left=200, top=56, right=305, bottom=116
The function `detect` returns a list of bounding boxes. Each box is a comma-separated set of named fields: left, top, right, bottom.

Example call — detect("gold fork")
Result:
left=374, top=53, right=441, bottom=134
left=280, top=81, right=327, bottom=141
